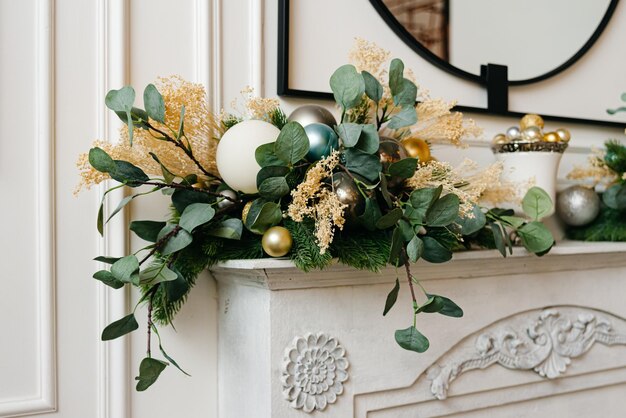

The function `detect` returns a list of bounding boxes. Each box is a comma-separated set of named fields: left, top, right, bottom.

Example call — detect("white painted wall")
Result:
left=1, top=0, right=625, bottom=417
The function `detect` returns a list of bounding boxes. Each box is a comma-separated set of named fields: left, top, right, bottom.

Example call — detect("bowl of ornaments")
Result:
left=491, top=114, right=571, bottom=214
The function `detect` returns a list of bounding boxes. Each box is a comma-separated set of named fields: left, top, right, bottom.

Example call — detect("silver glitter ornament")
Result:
left=216, top=189, right=238, bottom=209
left=506, top=126, right=521, bottom=140
left=556, top=185, right=600, bottom=226
left=288, top=105, right=337, bottom=128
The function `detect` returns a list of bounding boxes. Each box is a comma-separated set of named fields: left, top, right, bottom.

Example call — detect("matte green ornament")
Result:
left=304, top=123, right=339, bottom=161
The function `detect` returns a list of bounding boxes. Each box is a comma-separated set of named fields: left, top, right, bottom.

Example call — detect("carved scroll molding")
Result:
left=281, top=333, right=349, bottom=413
left=428, top=307, right=626, bottom=400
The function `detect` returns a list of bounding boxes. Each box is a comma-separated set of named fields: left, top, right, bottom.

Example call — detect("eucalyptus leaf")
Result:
left=357, top=197, right=382, bottom=231
left=410, top=186, right=442, bottom=219
left=149, top=152, right=176, bottom=183
left=603, top=184, right=626, bottom=210
left=398, top=219, right=414, bottom=241
left=247, top=201, right=282, bottom=234
left=255, top=142, right=284, bottom=167
left=97, top=202, right=104, bottom=236
left=94, top=256, right=122, bottom=265
left=259, top=176, right=290, bottom=199
left=406, top=235, right=424, bottom=262
left=336, top=123, right=362, bottom=148
left=388, top=157, right=417, bottom=179
left=171, top=189, right=212, bottom=214
left=421, top=236, right=452, bottom=263
left=355, top=124, right=380, bottom=154
left=105, top=86, right=135, bottom=112
left=179, top=203, right=215, bottom=233
left=518, top=221, right=554, bottom=254
left=101, top=313, right=139, bottom=341
left=329, top=64, right=365, bottom=110
left=394, top=326, right=429, bottom=353
left=500, top=215, right=525, bottom=229
left=93, top=270, right=124, bottom=289
left=113, top=107, right=150, bottom=130
left=139, top=264, right=178, bottom=284
left=393, top=79, right=418, bottom=107
left=275, top=121, right=309, bottom=164
left=89, top=147, right=116, bottom=173
left=522, top=187, right=553, bottom=220
left=130, top=220, right=166, bottom=243
left=143, top=84, right=165, bottom=123
left=425, top=194, right=460, bottom=227
left=157, top=225, right=193, bottom=255
left=362, top=70, right=383, bottom=102
left=165, top=266, right=189, bottom=303
left=387, top=106, right=417, bottom=129
left=388, top=59, right=405, bottom=97
left=426, top=294, right=463, bottom=317
left=415, top=296, right=443, bottom=314
left=207, top=218, right=243, bottom=240
left=110, top=160, right=149, bottom=185
left=177, top=105, right=185, bottom=139
left=135, top=358, right=168, bottom=391
left=457, top=204, right=486, bottom=235
left=375, top=208, right=403, bottom=229
left=343, top=148, right=382, bottom=182
left=111, top=255, right=140, bottom=284
left=383, top=278, right=400, bottom=316
left=490, top=222, right=507, bottom=257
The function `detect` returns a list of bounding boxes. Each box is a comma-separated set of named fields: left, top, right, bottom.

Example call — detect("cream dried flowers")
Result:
left=76, top=76, right=220, bottom=193
left=287, top=151, right=347, bottom=254
left=408, top=159, right=503, bottom=217
left=567, top=147, right=618, bottom=186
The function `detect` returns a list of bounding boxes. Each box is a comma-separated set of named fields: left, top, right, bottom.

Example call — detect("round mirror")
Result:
left=371, top=0, right=619, bottom=84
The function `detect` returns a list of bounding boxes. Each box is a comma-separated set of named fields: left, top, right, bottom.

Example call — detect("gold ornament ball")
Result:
left=543, top=131, right=560, bottom=143
left=491, top=133, right=508, bottom=144
left=556, top=128, right=571, bottom=142
left=401, top=137, right=431, bottom=162
left=520, top=114, right=545, bottom=130
left=261, top=226, right=293, bottom=257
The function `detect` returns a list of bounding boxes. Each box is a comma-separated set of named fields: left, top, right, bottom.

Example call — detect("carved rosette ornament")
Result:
left=428, top=308, right=626, bottom=400
left=281, top=333, right=349, bottom=413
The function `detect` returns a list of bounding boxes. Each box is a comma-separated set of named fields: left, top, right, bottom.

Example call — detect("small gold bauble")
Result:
left=556, top=128, right=571, bottom=142
left=261, top=226, right=293, bottom=257
left=241, top=201, right=253, bottom=224
left=401, top=137, right=431, bottom=162
left=543, top=131, right=560, bottom=143
left=520, top=114, right=545, bottom=130
left=492, top=133, right=508, bottom=144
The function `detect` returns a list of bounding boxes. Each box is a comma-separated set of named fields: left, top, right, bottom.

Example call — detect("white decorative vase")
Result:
left=492, top=142, right=567, bottom=215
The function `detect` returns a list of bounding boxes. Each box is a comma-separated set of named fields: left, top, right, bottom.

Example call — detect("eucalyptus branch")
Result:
left=402, top=249, right=418, bottom=326
left=139, top=225, right=182, bottom=265
left=137, top=181, right=240, bottom=203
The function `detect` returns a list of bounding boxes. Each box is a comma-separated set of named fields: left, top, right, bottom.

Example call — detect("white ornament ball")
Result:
left=216, top=120, right=280, bottom=194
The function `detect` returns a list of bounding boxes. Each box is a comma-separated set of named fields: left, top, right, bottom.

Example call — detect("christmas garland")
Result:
left=79, top=53, right=555, bottom=390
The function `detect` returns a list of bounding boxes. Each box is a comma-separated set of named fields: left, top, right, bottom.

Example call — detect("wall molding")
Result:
left=249, top=0, right=264, bottom=96
left=195, top=0, right=222, bottom=111
left=96, top=1, right=131, bottom=418
left=0, top=0, right=57, bottom=416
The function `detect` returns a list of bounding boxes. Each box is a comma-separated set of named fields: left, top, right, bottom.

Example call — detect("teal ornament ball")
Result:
left=304, top=123, right=339, bottom=161
left=288, top=105, right=337, bottom=128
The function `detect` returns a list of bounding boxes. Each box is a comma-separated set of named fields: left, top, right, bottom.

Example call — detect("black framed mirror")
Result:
left=369, top=0, right=620, bottom=86
left=277, top=0, right=624, bottom=127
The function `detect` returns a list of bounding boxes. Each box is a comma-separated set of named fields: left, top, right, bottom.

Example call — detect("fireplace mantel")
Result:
left=211, top=241, right=626, bottom=418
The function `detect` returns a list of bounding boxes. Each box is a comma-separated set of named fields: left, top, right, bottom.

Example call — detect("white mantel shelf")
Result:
left=210, top=241, right=626, bottom=290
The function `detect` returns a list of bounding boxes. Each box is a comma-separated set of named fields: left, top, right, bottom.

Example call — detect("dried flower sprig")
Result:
left=287, top=151, right=347, bottom=253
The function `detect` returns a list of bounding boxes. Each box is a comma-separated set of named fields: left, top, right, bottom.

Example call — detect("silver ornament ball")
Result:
left=216, top=189, right=238, bottom=209
left=556, top=185, right=600, bottom=226
left=288, top=105, right=337, bottom=128
left=521, top=126, right=542, bottom=142
left=506, top=126, right=521, bottom=140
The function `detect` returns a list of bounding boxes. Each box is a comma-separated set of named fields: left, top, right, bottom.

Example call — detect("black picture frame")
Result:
left=277, top=0, right=624, bottom=128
